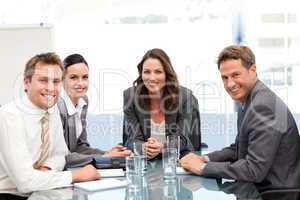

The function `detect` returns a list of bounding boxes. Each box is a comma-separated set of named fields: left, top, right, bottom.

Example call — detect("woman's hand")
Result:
left=104, top=145, right=132, bottom=157
left=144, top=137, right=163, bottom=159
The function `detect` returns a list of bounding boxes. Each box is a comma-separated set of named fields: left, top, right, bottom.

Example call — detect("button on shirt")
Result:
left=60, top=90, right=87, bottom=138
left=0, top=95, right=72, bottom=194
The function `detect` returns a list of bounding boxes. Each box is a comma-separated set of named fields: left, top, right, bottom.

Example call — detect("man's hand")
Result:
left=180, top=153, right=206, bottom=175
left=201, top=155, right=210, bottom=163
left=72, top=164, right=100, bottom=183
left=104, top=145, right=132, bottom=157
left=37, top=166, right=51, bottom=171
left=144, top=137, right=163, bottom=159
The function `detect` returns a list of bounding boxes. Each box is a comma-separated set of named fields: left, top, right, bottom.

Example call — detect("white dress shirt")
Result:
left=60, top=90, right=87, bottom=138
left=0, top=95, right=72, bottom=194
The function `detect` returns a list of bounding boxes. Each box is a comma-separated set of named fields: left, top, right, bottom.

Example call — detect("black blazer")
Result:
left=122, top=86, right=201, bottom=156
left=203, top=80, right=300, bottom=190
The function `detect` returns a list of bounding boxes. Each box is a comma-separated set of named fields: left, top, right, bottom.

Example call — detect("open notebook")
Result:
left=74, top=179, right=128, bottom=192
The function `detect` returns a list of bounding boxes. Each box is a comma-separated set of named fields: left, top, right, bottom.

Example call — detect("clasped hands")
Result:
left=180, top=153, right=209, bottom=175
left=143, top=137, right=164, bottom=160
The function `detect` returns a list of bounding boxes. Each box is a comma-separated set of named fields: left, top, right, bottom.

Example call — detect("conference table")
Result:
left=21, top=159, right=298, bottom=200
left=2, top=156, right=299, bottom=200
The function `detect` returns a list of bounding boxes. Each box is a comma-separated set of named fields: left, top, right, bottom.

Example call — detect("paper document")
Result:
left=176, top=167, right=192, bottom=175
left=74, top=179, right=128, bottom=192
left=97, top=168, right=125, bottom=177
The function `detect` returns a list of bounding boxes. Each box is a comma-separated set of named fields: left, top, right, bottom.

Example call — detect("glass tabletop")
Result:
left=12, top=160, right=298, bottom=200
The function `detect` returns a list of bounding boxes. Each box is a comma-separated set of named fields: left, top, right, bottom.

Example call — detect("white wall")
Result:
left=0, top=25, right=54, bottom=105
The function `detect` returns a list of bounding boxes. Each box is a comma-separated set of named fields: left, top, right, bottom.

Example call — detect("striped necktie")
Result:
left=33, top=112, right=50, bottom=169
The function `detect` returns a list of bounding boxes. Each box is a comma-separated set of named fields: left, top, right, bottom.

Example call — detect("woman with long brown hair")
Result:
left=123, top=48, right=201, bottom=159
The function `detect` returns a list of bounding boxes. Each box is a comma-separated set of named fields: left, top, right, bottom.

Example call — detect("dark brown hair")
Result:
left=133, top=48, right=179, bottom=111
left=62, top=53, right=89, bottom=78
left=217, top=45, right=255, bottom=69
left=24, top=52, right=63, bottom=79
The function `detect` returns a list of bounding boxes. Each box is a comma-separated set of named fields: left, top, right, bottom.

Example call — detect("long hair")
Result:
left=133, top=48, right=179, bottom=111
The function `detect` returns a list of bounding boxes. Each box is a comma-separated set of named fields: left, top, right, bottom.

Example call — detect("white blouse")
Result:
left=150, top=119, right=166, bottom=144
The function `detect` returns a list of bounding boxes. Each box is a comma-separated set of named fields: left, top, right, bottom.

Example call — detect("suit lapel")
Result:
left=67, top=114, right=77, bottom=152
left=139, top=112, right=151, bottom=140
left=236, top=104, right=246, bottom=159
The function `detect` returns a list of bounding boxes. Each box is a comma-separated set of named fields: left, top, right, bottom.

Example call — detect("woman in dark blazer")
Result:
left=123, top=48, right=201, bottom=159
left=58, top=54, right=131, bottom=168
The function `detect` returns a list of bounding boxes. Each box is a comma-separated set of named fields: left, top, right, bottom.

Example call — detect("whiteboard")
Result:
left=0, top=25, right=54, bottom=105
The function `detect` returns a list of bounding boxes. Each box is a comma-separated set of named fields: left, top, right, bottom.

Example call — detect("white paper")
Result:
left=97, top=168, right=125, bottom=178
left=74, top=179, right=128, bottom=192
left=87, top=188, right=126, bottom=200
left=176, top=167, right=192, bottom=175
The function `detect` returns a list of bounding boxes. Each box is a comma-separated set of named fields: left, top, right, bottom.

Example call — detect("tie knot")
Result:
left=41, top=112, right=49, bottom=124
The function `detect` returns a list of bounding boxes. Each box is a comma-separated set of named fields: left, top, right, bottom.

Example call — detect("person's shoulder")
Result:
left=178, top=86, right=196, bottom=100
left=250, top=80, right=279, bottom=107
left=179, top=86, right=193, bottom=95
left=123, top=86, right=135, bottom=94
left=248, top=80, right=290, bottom=116
left=123, top=86, right=136, bottom=99
left=0, top=101, right=23, bottom=120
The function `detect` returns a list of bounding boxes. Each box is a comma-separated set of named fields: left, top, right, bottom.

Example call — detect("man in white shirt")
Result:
left=0, top=52, right=100, bottom=195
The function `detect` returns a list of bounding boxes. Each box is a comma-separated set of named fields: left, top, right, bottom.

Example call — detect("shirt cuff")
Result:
left=63, top=171, right=73, bottom=187
left=200, top=163, right=207, bottom=174
left=204, top=155, right=210, bottom=162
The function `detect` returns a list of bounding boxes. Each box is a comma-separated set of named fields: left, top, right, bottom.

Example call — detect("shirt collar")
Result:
left=60, top=89, right=87, bottom=116
left=16, top=92, right=56, bottom=120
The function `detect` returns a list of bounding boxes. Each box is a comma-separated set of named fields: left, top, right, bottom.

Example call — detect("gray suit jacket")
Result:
left=123, top=86, right=200, bottom=156
left=203, top=80, right=300, bottom=189
left=57, top=96, right=105, bottom=168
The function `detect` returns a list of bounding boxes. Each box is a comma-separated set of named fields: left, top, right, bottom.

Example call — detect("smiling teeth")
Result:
left=46, top=95, right=54, bottom=101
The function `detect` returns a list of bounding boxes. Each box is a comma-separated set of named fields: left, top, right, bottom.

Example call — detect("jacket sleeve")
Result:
left=206, top=143, right=237, bottom=162
left=202, top=103, right=282, bottom=182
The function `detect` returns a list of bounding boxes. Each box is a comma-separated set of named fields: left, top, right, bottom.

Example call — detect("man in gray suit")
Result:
left=181, top=45, right=300, bottom=190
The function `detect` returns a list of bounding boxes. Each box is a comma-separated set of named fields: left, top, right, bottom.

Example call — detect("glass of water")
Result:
left=162, top=148, right=177, bottom=181
left=133, top=142, right=147, bottom=174
left=126, top=155, right=144, bottom=191
left=166, top=135, right=180, bottom=165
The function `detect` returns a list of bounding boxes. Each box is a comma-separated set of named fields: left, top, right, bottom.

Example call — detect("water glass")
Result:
left=163, top=179, right=178, bottom=200
left=133, top=142, right=147, bottom=174
left=126, top=156, right=144, bottom=191
left=166, top=135, right=180, bottom=163
left=162, top=148, right=177, bottom=181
